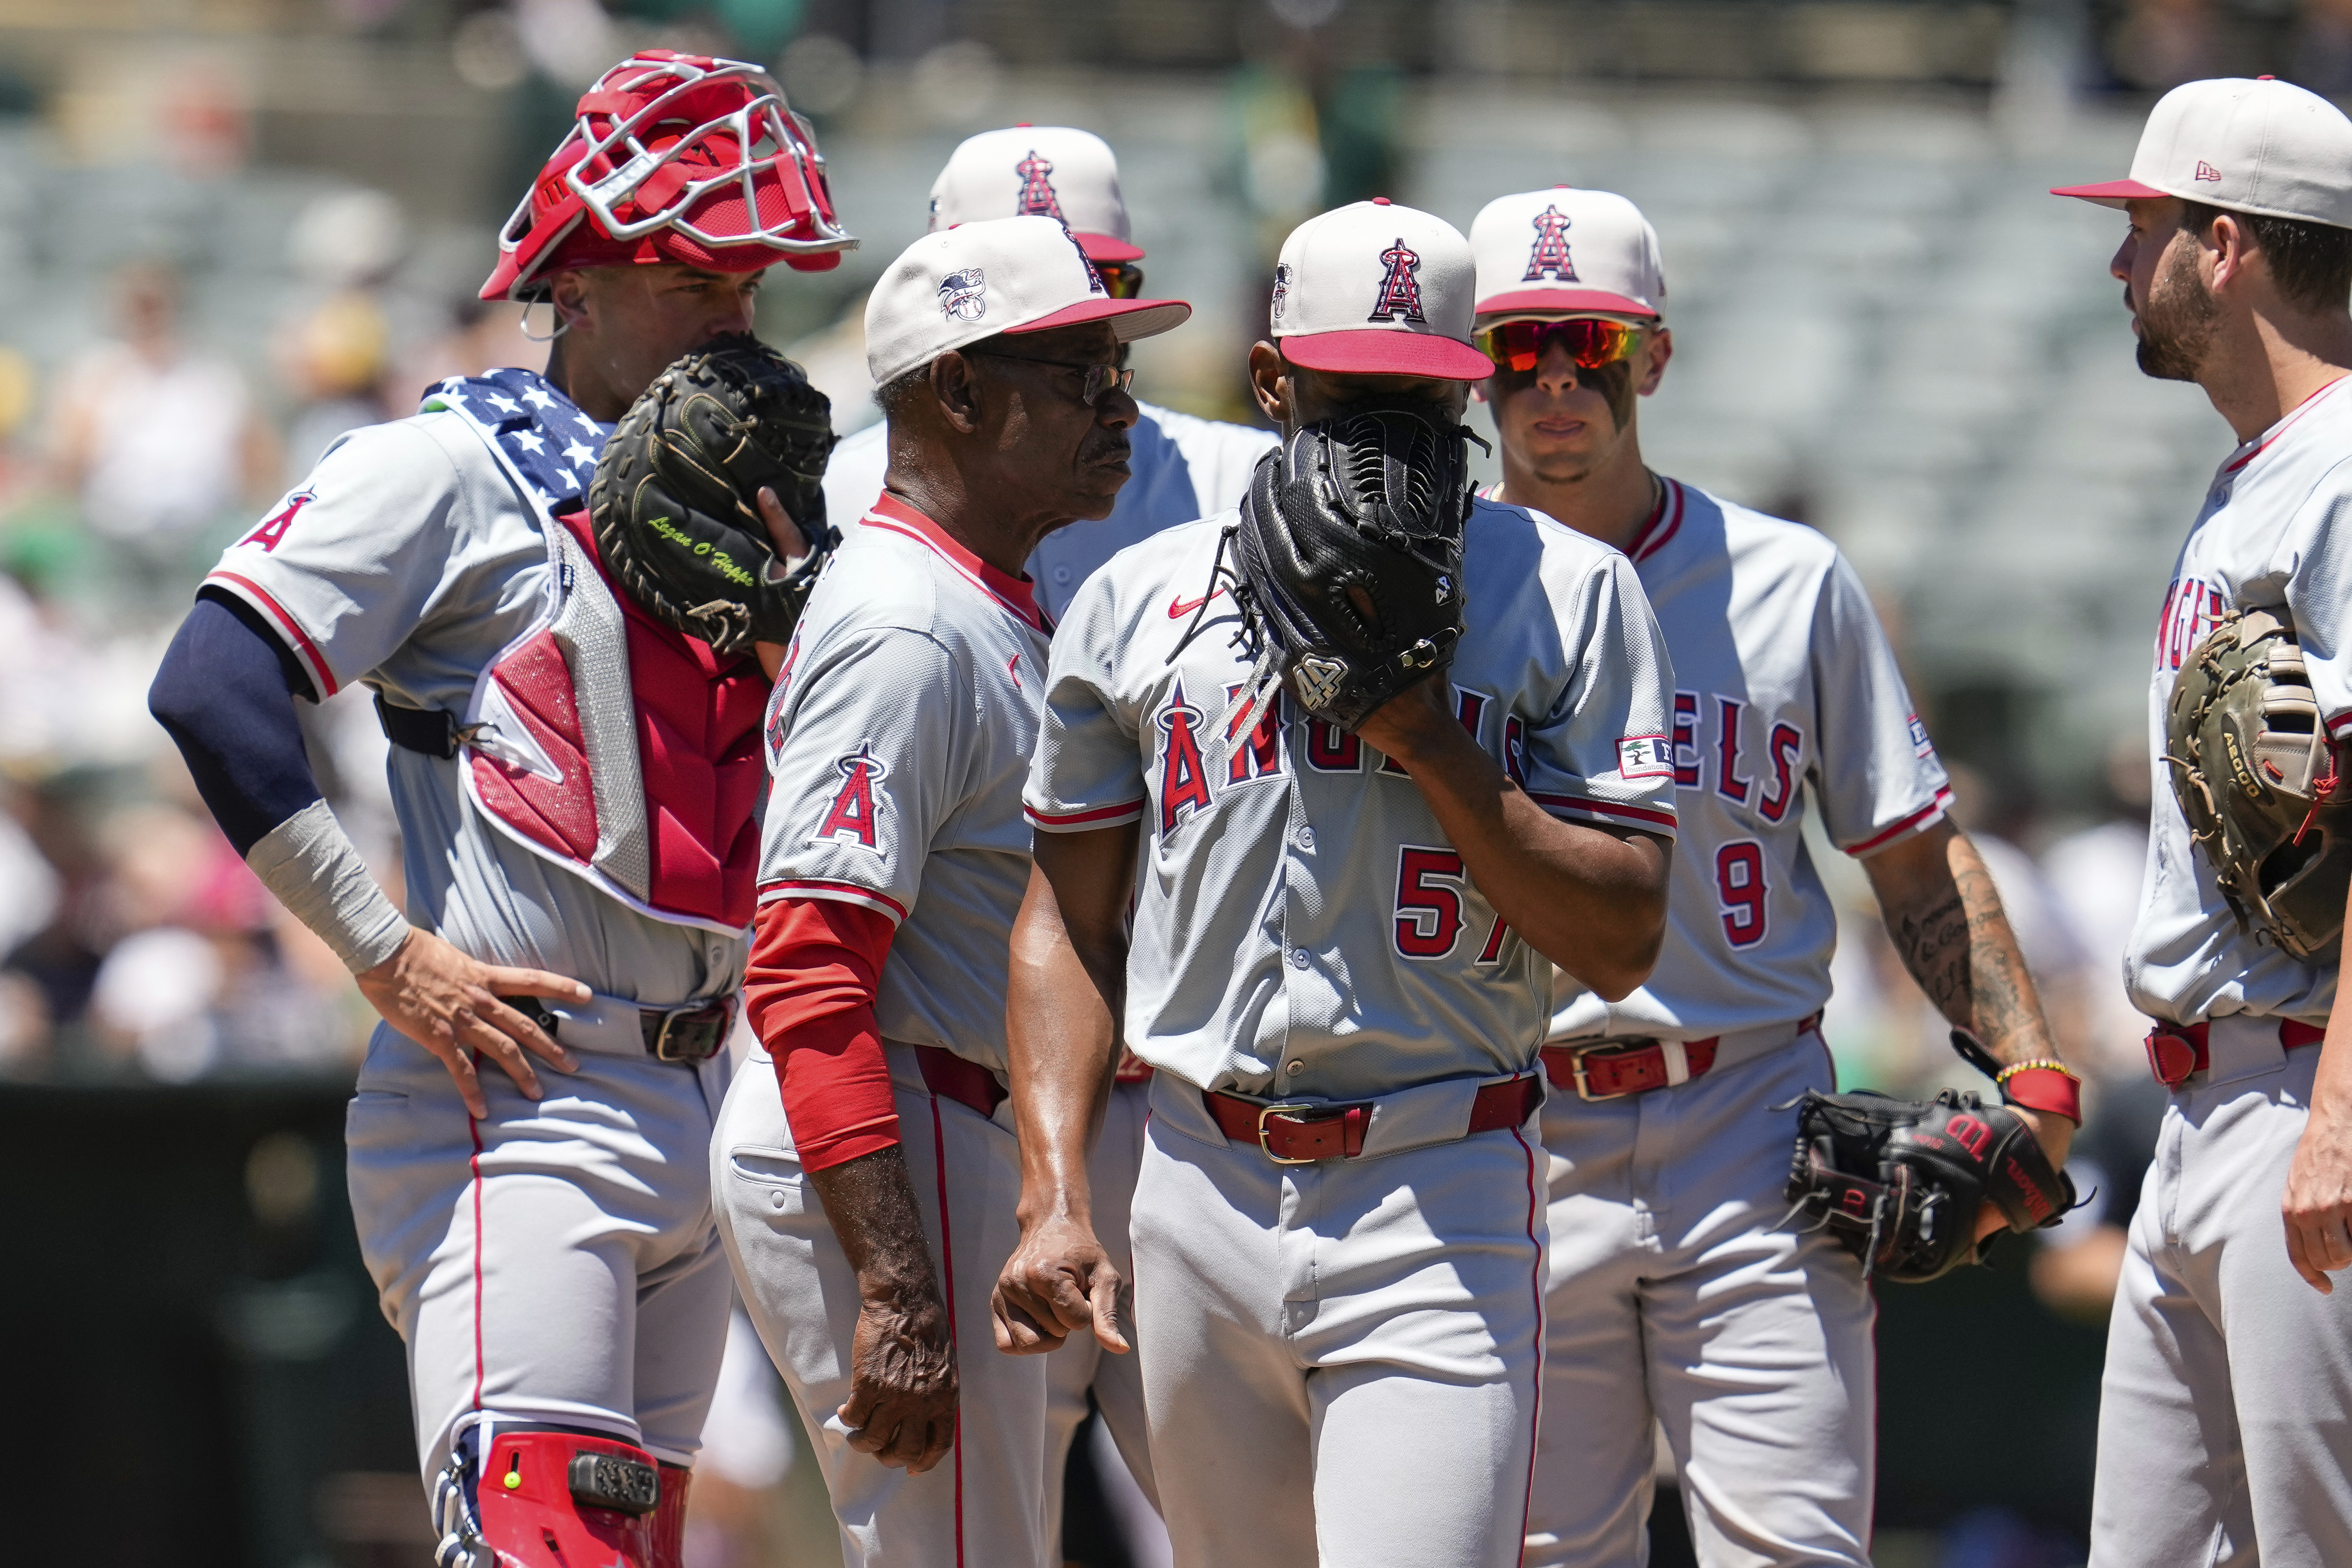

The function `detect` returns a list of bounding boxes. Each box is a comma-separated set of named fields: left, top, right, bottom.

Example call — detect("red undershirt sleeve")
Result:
left=744, top=896, right=899, bottom=1172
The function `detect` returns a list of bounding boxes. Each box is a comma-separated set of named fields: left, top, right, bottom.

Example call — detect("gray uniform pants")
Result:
left=1525, top=1031, right=1873, bottom=1568
left=2092, top=1024, right=2352, bottom=1567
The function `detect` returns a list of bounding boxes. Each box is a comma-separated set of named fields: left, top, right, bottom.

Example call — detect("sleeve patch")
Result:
left=1907, top=713, right=1936, bottom=760
left=1615, top=734, right=1674, bottom=780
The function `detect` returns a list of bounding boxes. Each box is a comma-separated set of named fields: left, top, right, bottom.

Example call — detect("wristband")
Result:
left=245, top=799, right=411, bottom=973
left=1994, top=1059, right=2083, bottom=1126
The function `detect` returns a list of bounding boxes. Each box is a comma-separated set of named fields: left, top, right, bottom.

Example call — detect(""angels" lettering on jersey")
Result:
left=1672, top=690, right=1810, bottom=824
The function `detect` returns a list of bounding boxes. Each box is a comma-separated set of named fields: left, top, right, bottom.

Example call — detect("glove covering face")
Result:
left=2167, top=605, right=2352, bottom=961
left=1785, top=1089, right=2075, bottom=1284
left=1225, top=407, right=1474, bottom=732
left=589, top=333, right=839, bottom=659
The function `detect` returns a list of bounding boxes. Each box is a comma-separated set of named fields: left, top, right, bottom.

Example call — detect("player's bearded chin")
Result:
left=2137, top=232, right=2219, bottom=382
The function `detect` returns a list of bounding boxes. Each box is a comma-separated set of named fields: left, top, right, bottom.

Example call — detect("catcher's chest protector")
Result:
left=464, top=509, right=768, bottom=933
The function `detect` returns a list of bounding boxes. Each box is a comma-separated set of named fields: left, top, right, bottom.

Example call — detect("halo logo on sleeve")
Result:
left=1523, top=204, right=1578, bottom=282
left=1369, top=239, right=1427, bottom=323
left=938, top=268, right=988, bottom=322
left=1616, top=734, right=1674, bottom=780
left=812, top=743, right=889, bottom=849
left=240, top=489, right=316, bottom=553
left=1015, top=150, right=1066, bottom=221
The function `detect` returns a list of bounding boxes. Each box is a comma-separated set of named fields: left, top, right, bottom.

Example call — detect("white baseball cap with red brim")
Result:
left=1270, top=198, right=1495, bottom=380
left=2052, top=76, right=2352, bottom=229
left=864, top=215, right=1189, bottom=387
left=1470, top=186, right=1666, bottom=322
left=929, top=125, right=1144, bottom=263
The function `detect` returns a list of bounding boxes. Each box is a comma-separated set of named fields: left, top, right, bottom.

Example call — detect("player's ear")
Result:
left=1637, top=326, right=1673, bottom=397
left=548, top=269, right=593, bottom=335
left=932, top=351, right=985, bottom=436
left=1247, top=341, right=1291, bottom=428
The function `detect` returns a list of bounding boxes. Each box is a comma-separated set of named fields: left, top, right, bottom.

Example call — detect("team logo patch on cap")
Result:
left=937, top=268, right=988, bottom=321
left=1523, top=204, right=1578, bottom=283
left=1271, top=261, right=1294, bottom=323
left=1616, top=734, right=1673, bottom=780
left=1369, top=238, right=1427, bottom=323
left=2195, top=160, right=2222, bottom=182
left=1015, top=150, right=1066, bottom=222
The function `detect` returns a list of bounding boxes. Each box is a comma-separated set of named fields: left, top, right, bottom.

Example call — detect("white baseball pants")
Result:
left=1132, top=1073, right=1547, bottom=1568
left=1525, top=1031, right=1874, bottom=1568
left=713, top=1044, right=1050, bottom=1568
left=1044, top=1076, right=1158, bottom=1521
left=2091, top=1021, right=2352, bottom=1567
left=345, top=1016, right=736, bottom=1490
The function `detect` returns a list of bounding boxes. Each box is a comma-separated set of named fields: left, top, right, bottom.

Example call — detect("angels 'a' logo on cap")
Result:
left=1523, top=204, right=1578, bottom=282
left=1271, top=261, right=1295, bottom=322
left=1056, top=224, right=1107, bottom=295
left=1369, top=238, right=1426, bottom=323
left=1015, top=150, right=1066, bottom=221
left=937, top=267, right=988, bottom=321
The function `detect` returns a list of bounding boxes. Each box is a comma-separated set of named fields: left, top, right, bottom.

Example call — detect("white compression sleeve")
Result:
left=244, top=799, right=411, bottom=973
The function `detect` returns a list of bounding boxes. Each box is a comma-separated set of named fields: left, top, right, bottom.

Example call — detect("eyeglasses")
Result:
left=1474, top=318, right=1646, bottom=375
left=965, top=349, right=1137, bottom=406
left=1092, top=261, right=1145, bottom=300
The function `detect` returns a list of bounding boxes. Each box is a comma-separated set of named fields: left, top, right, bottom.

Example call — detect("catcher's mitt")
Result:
left=1785, top=1089, right=2074, bottom=1284
left=2167, top=605, right=2352, bottom=961
left=589, top=333, right=839, bottom=659
left=1216, top=407, right=1475, bottom=732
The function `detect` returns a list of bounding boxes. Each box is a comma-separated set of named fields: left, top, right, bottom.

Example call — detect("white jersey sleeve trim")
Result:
left=757, top=877, right=910, bottom=926
left=1526, top=789, right=1678, bottom=835
left=201, top=569, right=341, bottom=698
left=1840, top=787, right=1954, bottom=857
left=1026, top=798, right=1148, bottom=833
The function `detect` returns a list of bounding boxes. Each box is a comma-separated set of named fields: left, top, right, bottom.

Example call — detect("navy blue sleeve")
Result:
left=149, top=591, right=324, bottom=857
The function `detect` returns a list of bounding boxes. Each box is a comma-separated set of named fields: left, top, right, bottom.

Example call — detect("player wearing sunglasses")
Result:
left=1477, top=187, right=2072, bottom=1568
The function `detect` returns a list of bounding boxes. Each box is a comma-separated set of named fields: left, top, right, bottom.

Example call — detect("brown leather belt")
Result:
left=914, top=1043, right=1008, bottom=1120
left=1203, top=1074, right=1541, bottom=1164
left=2144, top=1017, right=2325, bottom=1089
left=1542, top=1012, right=1820, bottom=1102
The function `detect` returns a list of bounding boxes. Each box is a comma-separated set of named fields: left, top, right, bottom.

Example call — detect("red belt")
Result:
left=1542, top=1012, right=1820, bottom=1102
left=914, top=1044, right=1008, bottom=1120
left=2144, top=1017, right=2325, bottom=1089
left=1204, top=1074, right=1541, bottom=1164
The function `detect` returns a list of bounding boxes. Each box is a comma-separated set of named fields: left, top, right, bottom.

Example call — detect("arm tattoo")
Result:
left=1882, top=842, right=2053, bottom=1064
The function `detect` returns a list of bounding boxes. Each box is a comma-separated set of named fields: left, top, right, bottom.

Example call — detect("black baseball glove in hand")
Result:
left=1217, top=407, right=1476, bottom=733
left=1785, top=1088, right=2075, bottom=1283
left=589, top=333, right=839, bottom=659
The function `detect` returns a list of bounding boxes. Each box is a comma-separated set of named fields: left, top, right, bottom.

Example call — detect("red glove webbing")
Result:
left=745, top=897, right=899, bottom=1172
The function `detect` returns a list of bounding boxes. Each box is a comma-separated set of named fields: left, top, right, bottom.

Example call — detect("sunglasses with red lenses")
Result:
left=1093, top=261, right=1145, bottom=299
left=1474, top=318, right=1645, bottom=374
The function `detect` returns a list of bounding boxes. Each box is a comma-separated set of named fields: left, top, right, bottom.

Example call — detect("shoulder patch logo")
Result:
left=1015, top=150, right=1066, bottom=222
left=1616, top=734, right=1673, bottom=780
left=938, top=268, right=988, bottom=322
left=1368, top=238, right=1426, bottom=324
left=1522, top=204, right=1578, bottom=282
left=241, top=489, right=316, bottom=553
left=1907, top=713, right=1935, bottom=760
left=812, top=743, right=889, bottom=850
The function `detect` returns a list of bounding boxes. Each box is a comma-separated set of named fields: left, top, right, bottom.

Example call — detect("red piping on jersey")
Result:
left=205, top=571, right=340, bottom=698
left=929, top=1095, right=967, bottom=1568
left=468, top=1114, right=486, bottom=1414
left=756, top=878, right=911, bottom=925
left=1845, top=788, right=1954, bottom=855
left=1525, top=790, right=1678, bottom=831
left=861, top=493, right=1051, bottom=635
left=1026, top=799, right=1149, bottom=829
left=2221, top=372, right=2352, bottom=476
left=1624, top=479, right=1684, bottom=565
left=1514, top=1123, right=1545, bottom=1557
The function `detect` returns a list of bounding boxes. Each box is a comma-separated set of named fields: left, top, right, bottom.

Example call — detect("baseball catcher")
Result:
left=2166, top=605, right=2352, bottom=961
left=1206, top=406, right=1479, bottom=732
left=591, top=332, right=839, bottom=657
left=1784, top=1032, right=2077, bottom=1283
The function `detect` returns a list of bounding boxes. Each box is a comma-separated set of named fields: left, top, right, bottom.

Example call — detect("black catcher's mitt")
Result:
left=589, top=333, right=838, bottom=658
left=1222, top=407, right=1475, bottom=731
left=1785, top=1089, right=2074, bottom=1284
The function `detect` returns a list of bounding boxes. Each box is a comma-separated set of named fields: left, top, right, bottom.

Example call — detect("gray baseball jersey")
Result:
left=755, top=492, right=1051, bottom=1073
left=1026, top=499, right=1679, bottom=1100
left=1550, top=478, right=1953, bottom=1042
left=824, top=401, right=1277, bottom=620
left=2129, top=375, right=2352, bottom=1026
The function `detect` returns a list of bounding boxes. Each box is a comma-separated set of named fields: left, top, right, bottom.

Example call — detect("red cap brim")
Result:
left=1007, top=295, right=1191, bottom=340
left=2050, top=178, right=2169, bottom=209
left=1279, top=328, right=1498, bottom=381
left=1074, top=231, right=1145, bottom=263
left=1473, top=287, right=1659, bottom=321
